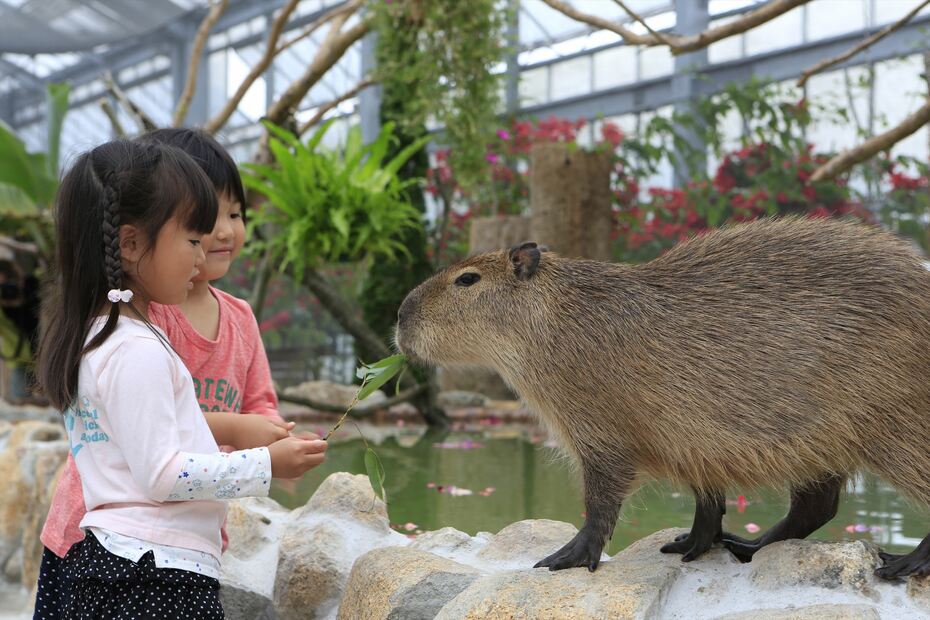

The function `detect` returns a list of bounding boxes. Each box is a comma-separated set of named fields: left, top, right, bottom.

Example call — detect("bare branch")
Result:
left=265, top=7, right=370, bottom=126
left=98, top=98, right=127, bottom=137
left=540, top=0, right=810, bottom=55
left=810, top=97, right=930, bottom=182
left=610, top=0, right=673, bottom=47
left=279, top=384, right=427, bottom=415
left=797, top=0, right=930, bottom=88
left=202, top=0, right=302, bottom=134
left=173, top=0, right=229, bottom=127
left=297, top=77, right=375, bottom=136
left=0, top=236, right=38, bottom=254
left=275, top=0, right=361, bottom=56
left=103, top=72, right=157, bottom=133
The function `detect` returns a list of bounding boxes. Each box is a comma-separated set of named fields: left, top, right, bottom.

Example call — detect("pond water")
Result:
left=270, top=425, right=925, bottom=556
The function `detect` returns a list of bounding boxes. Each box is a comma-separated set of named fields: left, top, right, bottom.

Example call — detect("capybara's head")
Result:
left=395, top=242, right=546, bottom=366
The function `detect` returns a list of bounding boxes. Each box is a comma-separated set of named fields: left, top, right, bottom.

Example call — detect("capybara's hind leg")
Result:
left=661, top=489, right=725, bottom=561
left=876, top=535, right=930, bottom=580
left=722, top=474, right=843, bottom=562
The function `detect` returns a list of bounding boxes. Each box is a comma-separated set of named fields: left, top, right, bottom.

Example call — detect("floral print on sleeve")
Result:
left=167, top=447, right=271, bottom=501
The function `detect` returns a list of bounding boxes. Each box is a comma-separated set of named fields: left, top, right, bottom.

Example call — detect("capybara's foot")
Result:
left=876, top=547, right=930, bottom=581
left=720, top=531, right=761, bottom=563
left=660, top=530, right=717, bottom=562
left=534, top=529, right=604, bottom=572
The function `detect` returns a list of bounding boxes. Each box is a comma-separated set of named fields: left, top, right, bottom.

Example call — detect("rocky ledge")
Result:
left=2, top=419, right=929, bottom=619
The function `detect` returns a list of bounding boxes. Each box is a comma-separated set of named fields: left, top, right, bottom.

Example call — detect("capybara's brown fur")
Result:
left=395, top=217, right=930, bottom=575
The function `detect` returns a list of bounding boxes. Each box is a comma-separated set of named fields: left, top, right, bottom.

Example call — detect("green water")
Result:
left=270, top=426, right=924, bottom=556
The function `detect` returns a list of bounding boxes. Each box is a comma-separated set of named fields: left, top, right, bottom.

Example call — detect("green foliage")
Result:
left=0, top=83, right=70, bottom=364
left=324, top=354, right=410, bottom=503
left=359, top=62, right=435, bottom=350
left=372, top=0, right=506, bottom=190
left=240, top=120, right=427, bottom=280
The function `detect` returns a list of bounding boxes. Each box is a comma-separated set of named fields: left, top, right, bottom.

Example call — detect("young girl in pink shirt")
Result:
left=33, top=139, right=326, bottom=618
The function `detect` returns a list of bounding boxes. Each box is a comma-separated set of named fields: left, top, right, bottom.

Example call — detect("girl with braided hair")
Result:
left=33, top=139, right=326, bottom=619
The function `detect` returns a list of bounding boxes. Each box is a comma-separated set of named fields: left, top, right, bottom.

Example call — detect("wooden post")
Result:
left=529, top=142, right=613, bottom=260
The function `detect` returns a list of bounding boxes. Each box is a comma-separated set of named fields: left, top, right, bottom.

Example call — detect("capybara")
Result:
left=395, top=217, right=930, bottom=579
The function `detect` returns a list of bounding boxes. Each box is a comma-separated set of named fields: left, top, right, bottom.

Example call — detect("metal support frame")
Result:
left=358, top=31, right=380, bottom=144
left=504, top=0, right=521, bottom=115
left=517, top=13, right=930, bottom=124
left=171, top=21, right=210, bottom=127
left=671, top=0, right=709, bottom=184
left=6, top=0, right=348, bottom=128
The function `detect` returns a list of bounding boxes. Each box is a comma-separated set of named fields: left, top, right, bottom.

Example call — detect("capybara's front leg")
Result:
left=534, top=456, right=633, bottom=572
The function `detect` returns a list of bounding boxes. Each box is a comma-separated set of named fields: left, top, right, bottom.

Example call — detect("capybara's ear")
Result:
left=509, top=241, right=541, bottom=281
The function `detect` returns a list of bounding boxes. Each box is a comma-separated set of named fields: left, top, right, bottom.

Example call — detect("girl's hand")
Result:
left=231, top=414, right=296, bottom=449
left=268, top=436, right=327, bottom=479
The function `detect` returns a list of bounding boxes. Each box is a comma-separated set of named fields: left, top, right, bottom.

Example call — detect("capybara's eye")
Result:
left=454, top=273, right=481, bottom=287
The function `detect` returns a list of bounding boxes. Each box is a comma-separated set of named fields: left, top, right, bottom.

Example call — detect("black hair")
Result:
left=36, top=139, right=218, bottom=411
left=138, top=128, right=248, bottom=220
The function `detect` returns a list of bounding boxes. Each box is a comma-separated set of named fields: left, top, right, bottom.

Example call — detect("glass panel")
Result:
left=594, top=46, right=637, bottom=90
left=639, top=46, right=672, bottom=80
left=745, top=6, right=803, bottom=55
left=551, top=56, right=590, bottom=100
left=806, top=66, right=871, bottom=152
left=519, top=66, right=548, bottom=106
left=708, top=17, right=743, bottom=64
left=807, top=0, right=867, bottom=40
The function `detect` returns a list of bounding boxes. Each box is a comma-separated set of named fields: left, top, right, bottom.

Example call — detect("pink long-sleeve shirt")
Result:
left=41, top=288, right=282, bottom=558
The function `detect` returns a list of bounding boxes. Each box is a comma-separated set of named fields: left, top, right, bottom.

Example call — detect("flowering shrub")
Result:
left=428, top=81, right=930, bottom=266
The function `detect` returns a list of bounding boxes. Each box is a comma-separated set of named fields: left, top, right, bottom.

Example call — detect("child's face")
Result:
left=133, top=214, right=206, bottom=305
left=197, top=193, right=245, bottom=282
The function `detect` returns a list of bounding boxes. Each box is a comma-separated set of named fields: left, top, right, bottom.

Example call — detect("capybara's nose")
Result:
left=397, top=294, right=414, bottom=328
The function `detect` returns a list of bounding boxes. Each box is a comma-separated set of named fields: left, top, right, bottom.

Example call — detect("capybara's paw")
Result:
left=660, top=532, right=714, bottom=562
left=534, top=530, right=603, bottom=572
left=875, top=549, right=930, bottom=581
left=721, top=531, right=761, bottom=563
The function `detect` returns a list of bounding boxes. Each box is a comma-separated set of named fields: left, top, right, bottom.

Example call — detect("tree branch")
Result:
left=279, top=384, right=427, bottom=415
left=275, top=0, right=361, bottom=56
left=609, top=0, right=673, bottom=47
left=173, top=0, right=229, bottom=127
left=202, top=0, right=303, bottom=134
left=797, top=0, right=930, bottom=88
left=103, top=72, right=157, bottom=133
left=265, top=5, right=370, bottom=126
left=297, top=77, right=375, bottom=135
left=98, top=98, right=127, bottom=137
left=540, top=0, right=810, bottom=55
left=809, top=97, right=930, bottom=182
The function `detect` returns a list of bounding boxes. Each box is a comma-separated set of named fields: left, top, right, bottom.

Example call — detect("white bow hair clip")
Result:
left=107, top=289, right=134, bottom=303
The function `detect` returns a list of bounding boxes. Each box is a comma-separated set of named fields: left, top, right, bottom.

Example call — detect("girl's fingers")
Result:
left=303, top=440, right=328, bottom=454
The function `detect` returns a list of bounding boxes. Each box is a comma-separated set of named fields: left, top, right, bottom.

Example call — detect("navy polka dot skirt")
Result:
left=34, top=532, right=224, bottom=619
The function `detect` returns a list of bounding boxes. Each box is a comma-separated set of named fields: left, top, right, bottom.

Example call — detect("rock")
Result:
left=437, top=391, right=489, bottom=408
left=337, top=547, right=479, bottom=619
left=712, top=604, right=881, bottom=620
left=296, top=472, right=390, bottom=534
left=410, top=527, right=482, bottom=557
left=437, top=529, right=685, bottom=619
left=0, top=400, right=58, bottom=425
left=21, top=449, right=67, bottom=587
left=220, top=497, right=288, bottom=620
left=283, top=380, right=385, bottom=409
left=220, top=582, right=274, bottom=620
left=0, top=421, right=67, bottom=587
left=907, top=575, right=930, bottom=613
left=749, top=539, right=881, bottom=593
left=225, top=497, right=287, bottom=561
left=477, top=519, right=580, bottom=565
left=273, top=473, right=408, bottom=620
